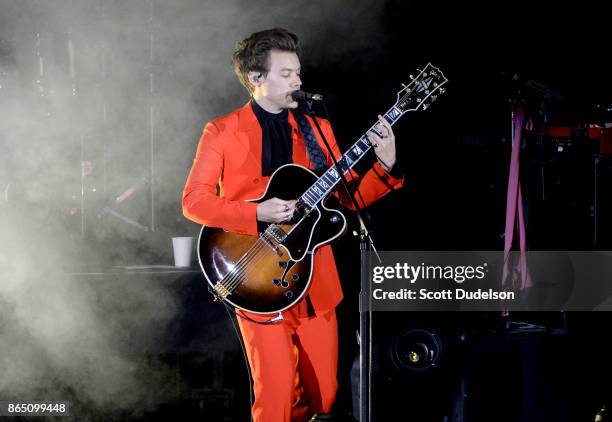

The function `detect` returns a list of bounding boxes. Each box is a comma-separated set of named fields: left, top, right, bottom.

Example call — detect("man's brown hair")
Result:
left=232, top=28, right=300, bottom=95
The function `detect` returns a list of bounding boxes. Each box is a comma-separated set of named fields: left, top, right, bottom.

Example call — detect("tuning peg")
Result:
left=416, top=68, right=422, bottom=73
left=430, top=95, right=438, bottom=101
left=409, top=74, right=415, bottom=80
left=401, top=83, right=408, bottom=88
left=439, top=88, right=446, bottom=94
left=422, top=104, right=429, bottom=110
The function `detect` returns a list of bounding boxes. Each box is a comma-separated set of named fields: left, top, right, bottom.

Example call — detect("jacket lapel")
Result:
left=236, top=100, right=263, bottom=169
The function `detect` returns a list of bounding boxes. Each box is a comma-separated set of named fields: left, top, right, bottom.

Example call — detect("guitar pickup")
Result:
left=259, top=231, right=283, bottom=256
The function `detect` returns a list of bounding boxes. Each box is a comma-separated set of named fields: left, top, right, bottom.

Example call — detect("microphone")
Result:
left=291, top=90, right=324, bottom=101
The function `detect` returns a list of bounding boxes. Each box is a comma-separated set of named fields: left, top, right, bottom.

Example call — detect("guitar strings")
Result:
left=226, top=247, right=276, bottom=292
left=224, top=227, right=288, bottom=291
left=221, top=239, right=268, bottom=290
left=224, top=244, right=269, bottom=291
left=221, top=229, right=284, bottom=292
left=223, top=223, right=294, bottom=293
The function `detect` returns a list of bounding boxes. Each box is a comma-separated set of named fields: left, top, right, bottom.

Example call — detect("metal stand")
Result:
left=302, top=100, right=379, bottom=422
left=358, top=217, right=374, bottom=422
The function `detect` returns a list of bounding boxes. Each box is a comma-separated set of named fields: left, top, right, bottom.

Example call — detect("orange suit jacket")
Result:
left=183, top=100, right=403, bottom=317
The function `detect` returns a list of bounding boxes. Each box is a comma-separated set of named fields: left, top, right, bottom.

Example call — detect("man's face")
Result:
left=252, top=50, right=301, bottom=112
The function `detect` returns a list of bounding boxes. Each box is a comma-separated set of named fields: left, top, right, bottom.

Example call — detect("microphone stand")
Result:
left=303, top=99, right=379, bottom=422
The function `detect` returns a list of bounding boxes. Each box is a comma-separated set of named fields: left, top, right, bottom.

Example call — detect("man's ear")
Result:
left=248, top=71, right=263, bottom=86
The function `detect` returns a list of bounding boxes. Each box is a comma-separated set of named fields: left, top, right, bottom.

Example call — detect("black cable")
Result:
left=223, top=303, right=255, bottom=422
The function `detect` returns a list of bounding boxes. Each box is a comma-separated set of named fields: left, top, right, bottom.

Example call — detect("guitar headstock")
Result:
left=395, top=63, right=448, bottom=114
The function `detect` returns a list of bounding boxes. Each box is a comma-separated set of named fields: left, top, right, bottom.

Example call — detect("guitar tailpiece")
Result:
left=212, top=282, right=231, bottom=299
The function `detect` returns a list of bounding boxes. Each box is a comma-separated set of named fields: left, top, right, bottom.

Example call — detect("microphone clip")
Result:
left=291, top=90, right=324, bottom=102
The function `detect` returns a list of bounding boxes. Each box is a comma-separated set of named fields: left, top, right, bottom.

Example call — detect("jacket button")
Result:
left=253, top=178, right=259, bottom=183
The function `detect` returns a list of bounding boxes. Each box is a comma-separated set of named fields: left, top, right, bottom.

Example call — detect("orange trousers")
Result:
left=237, top=308, right=339, bottom=422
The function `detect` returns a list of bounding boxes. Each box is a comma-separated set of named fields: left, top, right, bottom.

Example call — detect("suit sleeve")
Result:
left=182, top=121, right=259, bottom=236
left=313, top=116, right=404, bottom=210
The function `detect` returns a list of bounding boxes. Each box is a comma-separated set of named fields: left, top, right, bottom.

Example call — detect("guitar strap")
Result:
left=294, top=112, right=327, bottom=317
left=293, top=112, right=328, bottom=176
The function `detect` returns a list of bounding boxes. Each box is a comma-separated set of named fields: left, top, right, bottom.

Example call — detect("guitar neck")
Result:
left=299, top=105, right=404, bottom=208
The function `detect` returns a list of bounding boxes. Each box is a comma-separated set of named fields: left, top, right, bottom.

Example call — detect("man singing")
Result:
left=183, top=28, right=403, bottom=422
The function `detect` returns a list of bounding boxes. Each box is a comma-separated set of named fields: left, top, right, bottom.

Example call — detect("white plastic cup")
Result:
left=172, top=237, right=193, bottom=268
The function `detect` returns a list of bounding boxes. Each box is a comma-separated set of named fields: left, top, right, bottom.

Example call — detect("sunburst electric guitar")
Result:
left=197, top=63, right=448, bottom=314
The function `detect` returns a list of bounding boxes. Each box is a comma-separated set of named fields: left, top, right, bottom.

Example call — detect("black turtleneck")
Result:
left=251, top=100, right=293, bottom=177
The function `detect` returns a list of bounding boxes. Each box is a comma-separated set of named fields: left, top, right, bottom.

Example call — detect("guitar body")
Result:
left=197, top=164, right=347, bottom=314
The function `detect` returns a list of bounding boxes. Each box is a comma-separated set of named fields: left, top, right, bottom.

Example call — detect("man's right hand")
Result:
left=256, top=197, right=296, bottom=223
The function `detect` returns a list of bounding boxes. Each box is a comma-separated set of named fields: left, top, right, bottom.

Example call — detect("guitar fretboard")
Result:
left=300, top=106, right=403, bottom=208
